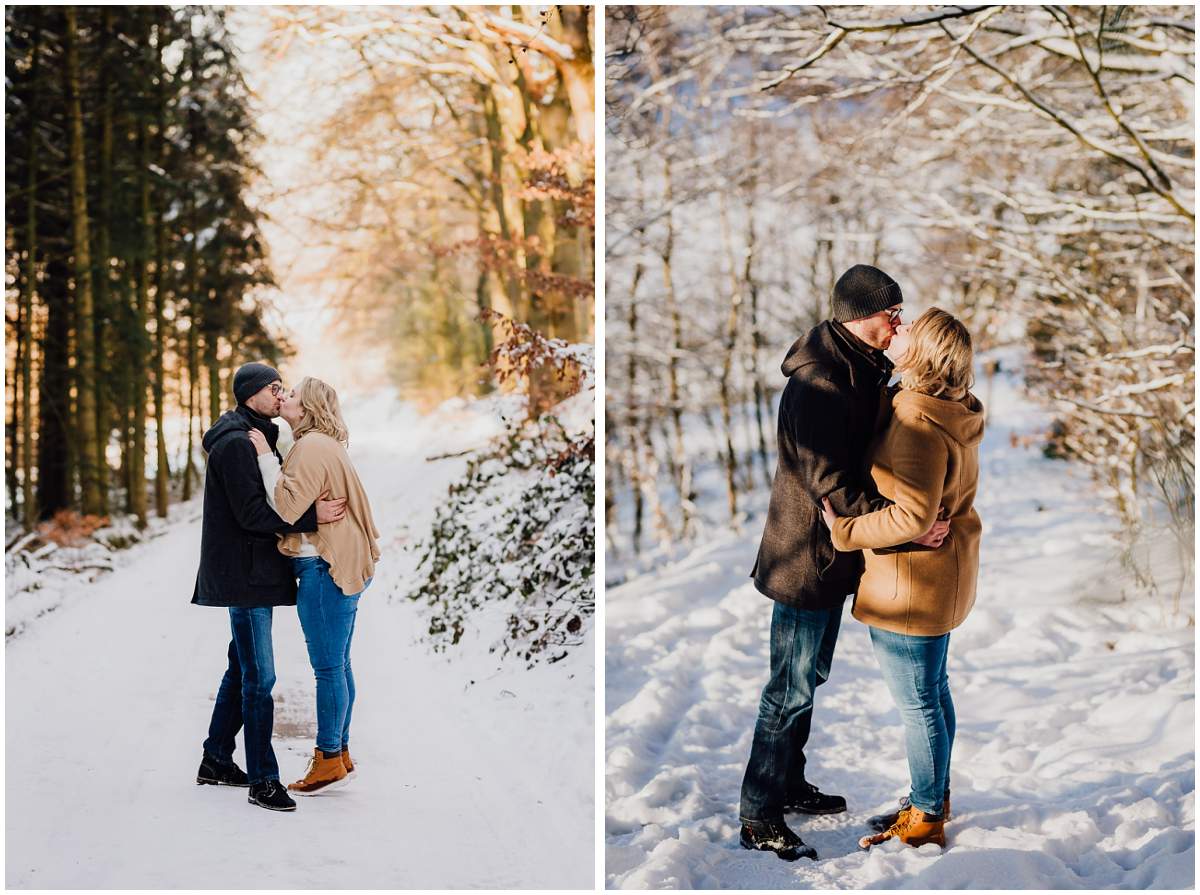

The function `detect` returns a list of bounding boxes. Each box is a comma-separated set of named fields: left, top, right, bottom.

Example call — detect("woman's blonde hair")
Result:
left=896, top=307, right=974, bottom=401
left=291, top=376, right=349, bottom=446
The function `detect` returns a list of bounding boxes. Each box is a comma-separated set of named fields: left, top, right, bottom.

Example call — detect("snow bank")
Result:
left=5, top=507, right=199, bottom=639
left=605, top=353, right=1194, bottom=889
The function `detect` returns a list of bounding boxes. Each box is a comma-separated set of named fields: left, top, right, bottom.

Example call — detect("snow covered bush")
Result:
left=410, top=315, right=595, bottom=665
left=4, top=510, right=176, bottom=638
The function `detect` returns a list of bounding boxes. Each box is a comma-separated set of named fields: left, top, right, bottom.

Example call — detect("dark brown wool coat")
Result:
left=831, top=389, right=985, bottom=635
left=750, top=321, right=894, bottom=610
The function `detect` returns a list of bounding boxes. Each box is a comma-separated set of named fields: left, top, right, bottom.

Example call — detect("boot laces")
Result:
left=885, top=805, right=920, bottom=838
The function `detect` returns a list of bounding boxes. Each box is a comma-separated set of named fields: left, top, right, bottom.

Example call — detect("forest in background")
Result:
left=248, top=5, right=595, bottom=401
left=5, top=6, right=278, bottom=532
left=5, top=5, right=596, bottom=532
left=604, top=5, right=1194, bottom=594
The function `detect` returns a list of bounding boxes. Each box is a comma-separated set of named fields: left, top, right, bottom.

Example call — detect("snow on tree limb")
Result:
left=604, top=5, right=1193, bottom=570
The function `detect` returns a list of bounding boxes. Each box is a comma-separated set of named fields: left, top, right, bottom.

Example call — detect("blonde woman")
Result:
left=820, top=308, right=984, bottom=850
left=247, top=377, right=381, bottom=797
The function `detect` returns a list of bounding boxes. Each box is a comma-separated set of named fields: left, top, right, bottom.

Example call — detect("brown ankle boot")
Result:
left=859, top=805, right=946, bottom=849
left=288, top=748, right=348, bottom=796
left=341, top=748, right=356, bottom=780
left=868, top=796, right=951, bottom=832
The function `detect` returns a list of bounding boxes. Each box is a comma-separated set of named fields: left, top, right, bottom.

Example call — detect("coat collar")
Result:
left=235, top=404, right=281, bottom=451
left=829, top=320, right=893, bottom=389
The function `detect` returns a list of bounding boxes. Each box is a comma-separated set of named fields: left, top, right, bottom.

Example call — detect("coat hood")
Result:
left=894, top=389, right=985, bottom=446
left=780, top=325, right=828, bottom=377
left=202, top=406, right=278, bottom=454
left=781, top=320, right=892, bottom=385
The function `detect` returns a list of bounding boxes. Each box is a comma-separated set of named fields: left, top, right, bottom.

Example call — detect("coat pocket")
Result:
left=811, top=516, right=837, bottom=581
left=247, top=538, right=282, bottom=587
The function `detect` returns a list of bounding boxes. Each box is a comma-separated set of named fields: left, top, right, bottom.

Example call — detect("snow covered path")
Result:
left=605, top=360, right=1194, bottom=889
left=7, top=395, right=593, bottom=889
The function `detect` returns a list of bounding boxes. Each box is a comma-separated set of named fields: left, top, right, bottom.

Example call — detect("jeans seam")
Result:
left=244, top=612, right=262, bottom=784
left=906, top=632, right=942, bottom=814
left=205, top=635, right=241, bottom=760
left=305, top=559, right=350, bottom=754
left=773, top=611, right=797, bottom=733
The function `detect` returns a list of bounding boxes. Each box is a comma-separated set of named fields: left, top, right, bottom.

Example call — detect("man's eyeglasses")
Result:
left=270, top=384, right=285, bottom=397
left=885, top=308, right=903, bottom=325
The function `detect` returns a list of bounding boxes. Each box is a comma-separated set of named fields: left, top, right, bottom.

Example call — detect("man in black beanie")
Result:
left=739, top=264, right=950, bottom=860
left=192, top=361, right=347, bottom=812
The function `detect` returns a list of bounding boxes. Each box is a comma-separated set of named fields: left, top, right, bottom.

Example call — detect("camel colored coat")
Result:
left=271, top=432, right=381, bottom=596
left=830, top=389, right=985, bottom=636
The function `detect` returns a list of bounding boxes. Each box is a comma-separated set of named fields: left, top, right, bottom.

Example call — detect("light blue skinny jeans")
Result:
left=294, top=556, right=363, bottom=754
left=869, top=626, right=955, bottom=816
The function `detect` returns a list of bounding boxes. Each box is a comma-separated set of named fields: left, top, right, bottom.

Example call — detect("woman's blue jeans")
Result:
left=294, top=557, right=361, bottom=754
left=869, top=626, right=955, bottom=815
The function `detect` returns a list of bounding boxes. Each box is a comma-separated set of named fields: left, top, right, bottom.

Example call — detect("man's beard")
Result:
left=246, top=401, right=281, bottom=420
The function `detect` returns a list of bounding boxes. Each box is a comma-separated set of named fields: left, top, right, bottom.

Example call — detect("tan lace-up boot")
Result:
left=859, top=804, right=946, bottom=849
left=288, top=748, right=348, bottom=796
left=868, top=796, right=951, bottom=832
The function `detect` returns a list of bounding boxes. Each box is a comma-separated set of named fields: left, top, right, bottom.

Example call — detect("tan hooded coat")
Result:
left=830, top=389, right=985, bottom=636
left=270, top=432, right=381, bottom=596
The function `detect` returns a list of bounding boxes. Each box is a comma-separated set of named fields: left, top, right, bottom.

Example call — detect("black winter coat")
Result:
left=751, top=321, right=894, bottom=610
left=191, top=406, right=319, bottom=608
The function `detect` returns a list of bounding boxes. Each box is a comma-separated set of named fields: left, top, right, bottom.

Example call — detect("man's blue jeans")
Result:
left=869, top=626, right=954, bottom=815
left=203, top=607, right=279, bottom=785
left=739, top=602, right=842, bottom=822
left=294, top=557, right=362, bottom=754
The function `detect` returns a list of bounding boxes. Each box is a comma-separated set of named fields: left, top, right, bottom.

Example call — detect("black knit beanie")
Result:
left=233, top=362, right=281, bottom=405
left=832, top=264, right=903, bottom=322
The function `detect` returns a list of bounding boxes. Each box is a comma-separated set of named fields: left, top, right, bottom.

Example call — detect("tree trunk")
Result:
left=10, top=281, right=25, bottom=518
left=64, top=6, right=103, bottom=516
left=482, top=86, right=523, bottom=320
left=20, top=15, right=41, bottom=530
left=115, top=277, right=134, bottom=513
left=206, top=337, right=221, bottom=428
left=182, top=188, right=201, bottom=500
left=717, top=194, right=741, bottom=523
left=660, top=150, right=694, bottom=538
left=93, top=6, right=115, bottom=515
left=38, top=259, right=72, bottom=518
left=741, top=156, right=771, bottom=490
left=182, top=319, right=197, bottom=501
left=129, top=112, right=151, bottom=528
left=153, top=124, right=170, bottom=515
left=626, top=257, right=646, bottom=551
left=474, top=266, right=494, bottom=363
left=553, top=6, right=595, bottom=147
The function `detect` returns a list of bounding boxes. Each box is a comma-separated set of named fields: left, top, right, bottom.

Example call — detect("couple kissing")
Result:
left=741, top=265, right=984, bottom=859
left=191, top=362, right=381, bottom=812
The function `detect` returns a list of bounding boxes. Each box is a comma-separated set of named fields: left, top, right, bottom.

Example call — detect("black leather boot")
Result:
left=783, top=780, right=847, bottom=815
left=739, top=818, right=818, bottom=861
left=248, top=780, right=297, bottom=812
left=196, top=752, right=249, bottom=787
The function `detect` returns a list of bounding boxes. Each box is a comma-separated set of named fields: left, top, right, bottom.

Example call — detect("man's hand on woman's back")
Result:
left=912, top=516, right=950, bottom=548
left=316, top=490, right=347, bottom=524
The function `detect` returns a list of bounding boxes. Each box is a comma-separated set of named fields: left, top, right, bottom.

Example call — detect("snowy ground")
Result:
left=605, top=354, right=1194, bottom=889
left=6, top=392, right=593, bottom=889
